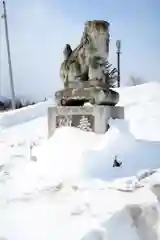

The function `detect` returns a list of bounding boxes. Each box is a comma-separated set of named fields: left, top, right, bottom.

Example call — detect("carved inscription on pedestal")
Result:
left=56, top=114, right=94, bottom=132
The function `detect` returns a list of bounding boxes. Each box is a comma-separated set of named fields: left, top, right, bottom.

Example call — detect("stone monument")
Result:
left=48, top=20, right=124, bottom=137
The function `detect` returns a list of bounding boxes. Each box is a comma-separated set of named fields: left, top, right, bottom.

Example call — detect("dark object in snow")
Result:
left=113, top=156, right=122, bottom=167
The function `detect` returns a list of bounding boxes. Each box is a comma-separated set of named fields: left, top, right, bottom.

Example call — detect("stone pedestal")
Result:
left=48, top=105, right=124, bottom=138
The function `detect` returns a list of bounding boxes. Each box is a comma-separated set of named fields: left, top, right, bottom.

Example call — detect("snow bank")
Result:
left=0, top=100, right=52, bottom=128
left=32, top=126, right=103, bottom=187
left=82, top=201, right=160, bottom=240
left=2, top=174, right=160, bottom=240
left=118, top=82, right=160, bottom=107
left=118, top=82, right=160, bottom=140
left=84, top=129, right=160, bottom=180
left=4, top=122, right=133, bottom=200
left=32, top=118, right=160, bottom=186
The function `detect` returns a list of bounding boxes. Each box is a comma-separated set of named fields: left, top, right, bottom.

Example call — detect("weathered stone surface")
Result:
left=55, top=87, right=119, bottom=106
left=60, top=20, right=110, bottom=86
left=56, top=114, right=94, bottom=132
left=56, top=20, right=120, bottom=107
left=48, top=20, right=123, bottom=137
left=48, top=105, right=124, bottom=137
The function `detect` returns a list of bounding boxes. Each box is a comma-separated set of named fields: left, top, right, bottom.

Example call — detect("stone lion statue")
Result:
left=60, top=20, right=110, bottom=87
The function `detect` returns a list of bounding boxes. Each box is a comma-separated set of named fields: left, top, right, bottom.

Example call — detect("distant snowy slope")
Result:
left=118, top=82, right=160, bottom=107
left=117, top=82, right=160, bottom=140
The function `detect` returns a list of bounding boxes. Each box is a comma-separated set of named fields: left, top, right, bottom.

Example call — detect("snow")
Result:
left=0, top=82, right=160, bottom=240
left=0, top=99, right=53, bottom=129
left=117, top=82, right=160, bottom=140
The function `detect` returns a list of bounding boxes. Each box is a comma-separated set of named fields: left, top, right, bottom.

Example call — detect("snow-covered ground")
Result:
left=0, top=82, right=160, bottom=240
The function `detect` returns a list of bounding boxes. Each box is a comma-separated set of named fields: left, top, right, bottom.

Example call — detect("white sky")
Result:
left=0, top=1, right=83, bottom=101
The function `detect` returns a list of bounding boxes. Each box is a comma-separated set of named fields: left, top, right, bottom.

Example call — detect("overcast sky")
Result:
left=0, top=0, right=160, bottom=101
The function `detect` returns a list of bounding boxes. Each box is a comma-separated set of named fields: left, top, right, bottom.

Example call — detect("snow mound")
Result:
left=82, top=202, right=160, bottom=240
left=118, top=82, right=160, bottom=140
left=32, top=118, right=160, bottom=187
left=0, top=99, right=53, bottom=128
left=32, top=126, right=103, bottom=186
left=118, top=82, right=160, bottom=107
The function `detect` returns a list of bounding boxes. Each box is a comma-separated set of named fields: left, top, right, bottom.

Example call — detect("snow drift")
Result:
left=33, top=117, right=160, bottom=185
left=0, top=99, right=53, bottom=128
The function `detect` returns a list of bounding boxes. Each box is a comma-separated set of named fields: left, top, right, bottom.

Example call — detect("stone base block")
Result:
left=48, top=105, right=124, bottom=138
